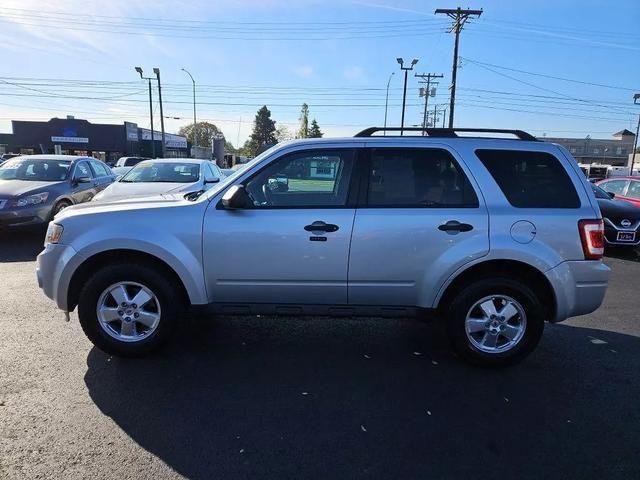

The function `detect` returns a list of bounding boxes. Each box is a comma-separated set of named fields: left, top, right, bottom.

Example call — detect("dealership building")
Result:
left=0, top=116, right=189, bottom=163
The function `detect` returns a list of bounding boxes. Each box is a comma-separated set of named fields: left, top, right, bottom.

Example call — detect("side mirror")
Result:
left=205, top=177, right=220, bottom=184
left=73, top=175, right=91, bottom=185
left=608, top=191, right=616, bottom=199
left=221, top=185, right=253, bottom=209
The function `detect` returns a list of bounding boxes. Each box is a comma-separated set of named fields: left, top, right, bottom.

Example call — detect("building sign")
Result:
left=139, top=128, right=188, bottom=149
left=51, top=136, right=89, bottom=143
left=125, top=122, right=139, bottom=142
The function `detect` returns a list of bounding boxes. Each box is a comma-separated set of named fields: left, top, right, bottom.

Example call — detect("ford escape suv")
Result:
left=36, top=128, right=610, bottom=366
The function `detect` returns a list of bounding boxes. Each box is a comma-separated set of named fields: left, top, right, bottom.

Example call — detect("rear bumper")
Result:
left=604, top=227, right=640, bottom=246
left=545, top=260, right=610, bottom=322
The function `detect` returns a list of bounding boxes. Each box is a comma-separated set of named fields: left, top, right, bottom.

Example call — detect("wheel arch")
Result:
left=67, top=249, right=190, bottom=312
left=435, top=259, right=556, bottom=320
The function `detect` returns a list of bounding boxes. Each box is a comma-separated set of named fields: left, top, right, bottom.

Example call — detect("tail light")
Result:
left=579, top=219, right=604, bottom=260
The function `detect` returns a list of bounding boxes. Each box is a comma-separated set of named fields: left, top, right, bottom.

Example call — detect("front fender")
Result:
left=58, top=207, right=207, bottom=306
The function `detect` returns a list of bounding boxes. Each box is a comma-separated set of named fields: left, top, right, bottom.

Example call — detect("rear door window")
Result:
left=475, top=149, right=580, bottom=208
left=626, top=181, right=640, bottom=199
left=365, top=148, right=479, bottom=208
left=89, top=160, right=110, bottom=177
left=601, top=179, right=629, bottom=196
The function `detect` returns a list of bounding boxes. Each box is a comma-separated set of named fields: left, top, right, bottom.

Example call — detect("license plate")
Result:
left=617, top=231, right=636, bottom=242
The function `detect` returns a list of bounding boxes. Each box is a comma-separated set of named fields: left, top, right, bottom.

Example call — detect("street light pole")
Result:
left=135, top=67, right=155, bottom=158
left=181, top=68, right=197, bottom=149
left=383, top=72, right=394, bottom=136
left=153, top=68, right=166, bottom=158
left=397, top=58, right=418, bottom=136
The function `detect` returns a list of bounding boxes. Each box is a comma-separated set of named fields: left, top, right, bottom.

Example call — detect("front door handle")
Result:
left=438, top=220, right=473, bottom=233
left=304, top=221, right=339, bottom=233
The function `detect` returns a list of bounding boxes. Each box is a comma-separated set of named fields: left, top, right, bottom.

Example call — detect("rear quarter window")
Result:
left=475, top=149, right=580, bottom=208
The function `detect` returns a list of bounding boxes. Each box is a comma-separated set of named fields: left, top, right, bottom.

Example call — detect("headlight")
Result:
left=44, top=222, right=64, bottom=246
left=13, top=192, right=49, bottom=207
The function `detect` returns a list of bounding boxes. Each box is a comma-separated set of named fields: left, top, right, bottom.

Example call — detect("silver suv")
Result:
left=36, top=128, right=610, bottom=366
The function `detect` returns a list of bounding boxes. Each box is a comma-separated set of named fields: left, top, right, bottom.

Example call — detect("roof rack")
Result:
left=354, top=127, right=538, bottom=141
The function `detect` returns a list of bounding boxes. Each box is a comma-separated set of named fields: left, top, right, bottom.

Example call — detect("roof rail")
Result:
left=354, top=127, right=538, bottom=141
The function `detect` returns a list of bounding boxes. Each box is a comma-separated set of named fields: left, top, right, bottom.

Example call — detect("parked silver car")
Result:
left=36, top=128, right=610, bottom=366
left=92, top=158, right=224, bottom=203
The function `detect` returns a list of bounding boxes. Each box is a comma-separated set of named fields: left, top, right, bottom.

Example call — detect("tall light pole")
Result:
left=631, top=93, right=640, bottom=174
left=181, top=68, right=197, bottom=151
left=383, top=72, right=395, bottom=135
left=397, top=58, right=418, bottom=136
left=135, top=67, right=156, bottom=158
left=153, top=68, right=166, bottom=158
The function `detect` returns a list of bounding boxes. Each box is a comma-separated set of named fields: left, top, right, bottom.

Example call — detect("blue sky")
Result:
left=0, top=0, right=638, bottom=146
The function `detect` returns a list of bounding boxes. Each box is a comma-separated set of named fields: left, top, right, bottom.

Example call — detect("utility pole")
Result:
left=415, top=72, right=443, bottom=134
left=631, top=93, right=640, bottom=174
left=135, top=67, right=156, bottom=158
left=435, top=7, right=483, bottom=128
left=397, top=58, right=419, bottom=136
left=383, top=72, right=395, bottom=135
left=153, top=68, right=166, bottom=157
left=181, top=68, right=197, bottom=150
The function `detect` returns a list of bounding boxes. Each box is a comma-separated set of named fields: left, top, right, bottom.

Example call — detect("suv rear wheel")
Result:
left=77, top=263, right=181, bottom=357
left=445, top=277, right=545, bottom=367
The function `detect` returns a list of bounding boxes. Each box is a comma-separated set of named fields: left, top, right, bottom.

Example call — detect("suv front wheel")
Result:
left=445, top=277, right=545, bottom=367
left=77, top=263, right=180, bottom=357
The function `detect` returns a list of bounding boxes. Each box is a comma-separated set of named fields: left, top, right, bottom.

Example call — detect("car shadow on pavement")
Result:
left=605, top=246, right=640, bottom=262
left=84, top=317, right=639, bottom=480
left=0, top=227, right=45, bottom=262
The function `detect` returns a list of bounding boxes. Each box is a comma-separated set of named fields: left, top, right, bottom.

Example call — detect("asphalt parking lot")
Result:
left=1, top=229, right=639, bottom=480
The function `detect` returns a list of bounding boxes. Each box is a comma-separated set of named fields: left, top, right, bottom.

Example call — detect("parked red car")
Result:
left=596, top=177, right=640, bottom=208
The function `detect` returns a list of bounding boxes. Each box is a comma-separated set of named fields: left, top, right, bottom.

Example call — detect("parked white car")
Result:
left=92, top=158, right=224, bottom=202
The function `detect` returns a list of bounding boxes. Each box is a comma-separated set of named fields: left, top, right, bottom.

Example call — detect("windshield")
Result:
left=592, top=184, right=612, bottom=199
left=0, top=159, right=71, bottom=181
left=121, top=162, right=200, bottom=183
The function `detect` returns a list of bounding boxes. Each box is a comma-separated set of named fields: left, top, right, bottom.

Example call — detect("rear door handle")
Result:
left=304, top=221, right=339, bottom=233
left=438, top=220, right=474, bottom=233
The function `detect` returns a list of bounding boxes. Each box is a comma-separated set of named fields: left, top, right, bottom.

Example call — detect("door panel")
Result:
left=71, top=161, right=97, bottom=203
left=348, top=146, right=489, bottom=307
left=203, top=209, right=355, bottom=304
left=203, top=148, right=358, bottom=305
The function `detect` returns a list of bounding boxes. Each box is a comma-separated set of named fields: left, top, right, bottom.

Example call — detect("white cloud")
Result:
left=343, top=66, right=364, bottom=81
left=292, top=65, right=314, bottom=78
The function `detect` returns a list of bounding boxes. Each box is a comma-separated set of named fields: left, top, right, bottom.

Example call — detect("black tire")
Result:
left=445, top=277, right=545, bottom=367
left=51, top=200, right=72, bottom=219
left=77, top=262, right=182, bottom=357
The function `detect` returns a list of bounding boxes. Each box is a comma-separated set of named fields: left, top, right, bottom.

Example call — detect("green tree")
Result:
left=275, top=125, right=293, bottom=142
left=245, top=105, right=277, bottom=156
left=308, top=119, right=323, bottom=138
left=177, top=121, right=222, bottom=147
left=297, top=103, right=309, bottom=139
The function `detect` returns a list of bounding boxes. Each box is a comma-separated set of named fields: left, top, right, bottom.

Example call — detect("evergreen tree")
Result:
left=308, top=119, right=323, bottom=138
left=297, top=103, right=309, bottom=138
left=246, top=105, right=277, bottom=156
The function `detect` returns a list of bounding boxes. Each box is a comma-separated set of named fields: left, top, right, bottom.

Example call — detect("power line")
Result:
left=460, top=57, right=632, bottom=115
left=460, top=57, right=638, bottom=91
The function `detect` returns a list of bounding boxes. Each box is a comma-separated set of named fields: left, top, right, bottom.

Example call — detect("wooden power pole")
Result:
left=435, top=7, right=483, bottom=128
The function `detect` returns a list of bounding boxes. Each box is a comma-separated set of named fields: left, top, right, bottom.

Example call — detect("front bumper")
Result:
left=545, top=260, right=610, bottom=322
left=0, top=204, right=52, bottom=228
left=36, top=243, right=80, bottom=311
